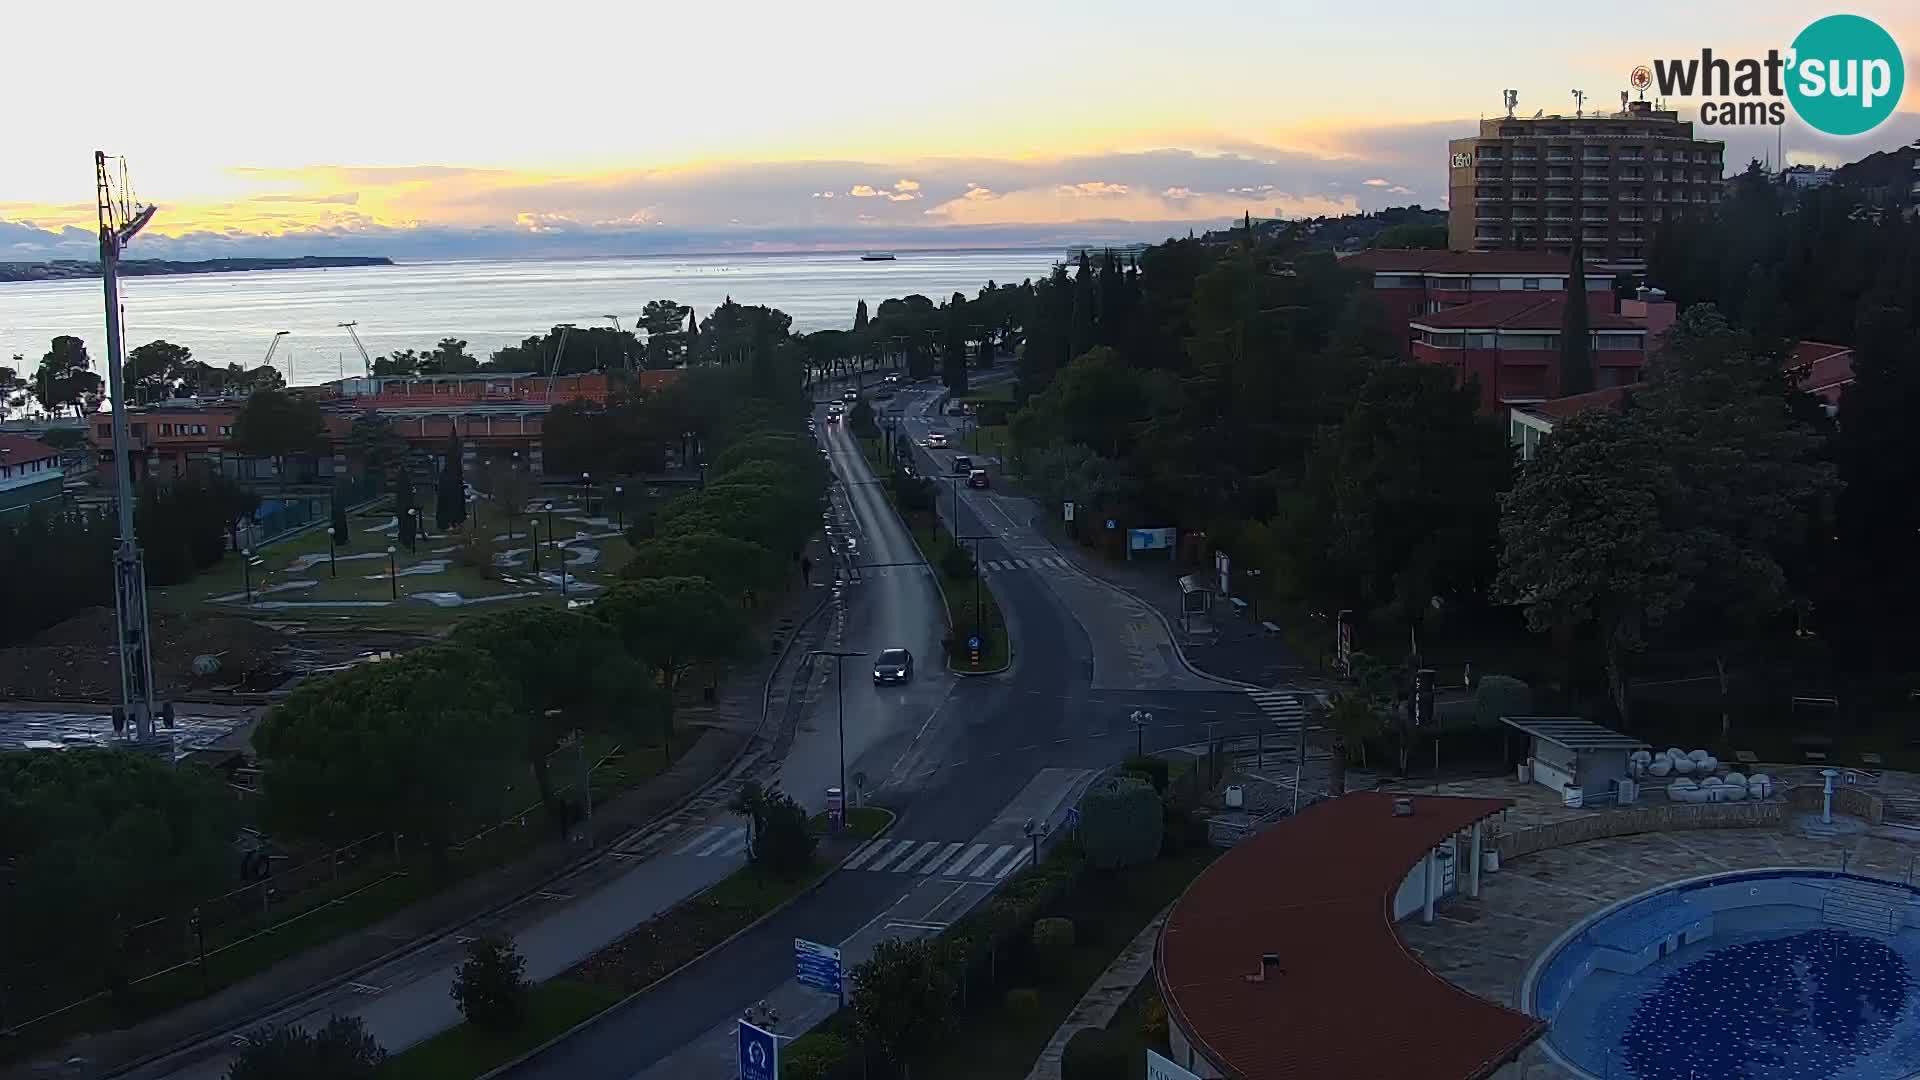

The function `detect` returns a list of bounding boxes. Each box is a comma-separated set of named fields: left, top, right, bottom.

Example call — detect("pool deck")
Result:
left=1396, top=782, right=1920, bottom=1079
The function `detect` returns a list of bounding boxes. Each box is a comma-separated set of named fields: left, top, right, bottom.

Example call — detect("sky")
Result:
left=4, top=0, right=1918, bottom=260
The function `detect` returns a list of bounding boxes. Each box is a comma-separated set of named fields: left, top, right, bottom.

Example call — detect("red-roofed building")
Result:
left=1785, top=341, right=1855, bottom=407
left=1341, top=249, right=1616, bottom=360
left=1410, top=294, right=1648, bottom=411
left=0, top=433, right=64, bottom=518
left=1157, top=792, right=1540, bottom=1079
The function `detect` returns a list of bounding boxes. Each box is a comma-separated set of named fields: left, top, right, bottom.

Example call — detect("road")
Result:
left=505, top=377, right=1314, bottom=1079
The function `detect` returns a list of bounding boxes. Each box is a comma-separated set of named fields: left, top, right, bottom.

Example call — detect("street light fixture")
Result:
left=810, top=648, right=867, bottom=833
left=543, top=501, right=556, bottom=566
left=1245, top=567, right=1264, bottom=623
left=530, top=520, right=541, bottom=573
left=1022, top=817, right=1050, bottom=871
left=386, top=545, right=398, bottom=599
left=1131, top=709, right=1155, bottom=757
left=582, top=471, right=592, bottom=516
left=613, top=485, right=625, bottom=530
left=241, top=547, right=257, bottom=604
left=406, top=507, right=419, bottom=552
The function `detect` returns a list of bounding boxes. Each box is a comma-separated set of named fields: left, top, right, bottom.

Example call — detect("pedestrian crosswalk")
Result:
left=666, top=824, right=751, bottom=858
left=1247, top=687, right=1310, bottom=733
left=980, top=555, right=1070, bottom=575
left=842, top=838, right=1033, bottom=881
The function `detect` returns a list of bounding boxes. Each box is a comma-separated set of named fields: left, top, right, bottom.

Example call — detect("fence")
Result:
left=0, top=742, right=619, bottom=1040
left=1494, top=800, right=1786, bottom=861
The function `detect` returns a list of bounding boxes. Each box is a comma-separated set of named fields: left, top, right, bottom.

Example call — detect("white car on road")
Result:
left=925, top=432, right=949, bottom=449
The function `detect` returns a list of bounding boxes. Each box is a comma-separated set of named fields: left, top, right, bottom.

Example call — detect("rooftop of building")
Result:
left=1411, top=294, right=1645, bottom=332
left=1339, top=249, right=1580, bottom=275
left=1515, top=339, right=1857, bottom=424
left=0, top=433, right=59, bottom=463
left=1157, top=791, right=1540, bottom=1080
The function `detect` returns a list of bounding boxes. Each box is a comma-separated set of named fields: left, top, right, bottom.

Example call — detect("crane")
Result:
left=339, top=321, right=372, bottom=377
left=263, top=330, right=290, bottom=383
left=546, top=324, right=575, bottom=400
left=96, top=150, right=163, bottom=744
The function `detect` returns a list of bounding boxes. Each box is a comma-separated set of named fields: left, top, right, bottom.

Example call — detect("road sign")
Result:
left=738, top=1019, right=778, bottom=1080
left=967, top=635, right=981, bottom=650
left=1106, top=518, right=1118, bottom=530
left=1063, top=500, right=1075, bottom=522
left=794, top=938, right=843, bottom=996
left=1147, top=1050, right=1201, bottom=1080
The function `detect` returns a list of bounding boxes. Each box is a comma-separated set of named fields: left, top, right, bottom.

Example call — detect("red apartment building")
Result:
left=90, top=370, right=679, bottom=485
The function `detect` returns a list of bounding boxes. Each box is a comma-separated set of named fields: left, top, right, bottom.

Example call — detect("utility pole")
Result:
left=957, top=533, right=992, bottom=665
left=96, top=151, right=163, bottom=746
left=811, top=649, right=866, bottom=832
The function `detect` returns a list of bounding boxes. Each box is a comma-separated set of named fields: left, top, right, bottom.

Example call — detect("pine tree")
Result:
left=1558, top=232, right=1594, bottom=396
left=395, top=481, right=417, bottom=550
left=1069, top=253, right=1095, bottom=361
left=436, top=431, right=466, bottom=531
left=684, top=308, right=699, bottom=364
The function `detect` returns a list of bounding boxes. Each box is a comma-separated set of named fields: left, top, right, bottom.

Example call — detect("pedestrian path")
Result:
left=981, top=555, right=1072, bottom=575
left=841, top=837, right=1033, bottom=881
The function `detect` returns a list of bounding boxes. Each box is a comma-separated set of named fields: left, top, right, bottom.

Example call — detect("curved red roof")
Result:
left=1157, top=792, right=1542, bottom=1079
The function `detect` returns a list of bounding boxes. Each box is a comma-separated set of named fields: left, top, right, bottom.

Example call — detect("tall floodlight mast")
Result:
left=96, top=151, right=163, bottom=745
left=339, top=321, right=372, bottom=377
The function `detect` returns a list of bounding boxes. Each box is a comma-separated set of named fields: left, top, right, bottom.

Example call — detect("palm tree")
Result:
left=727, top=780, right=766, bottom=861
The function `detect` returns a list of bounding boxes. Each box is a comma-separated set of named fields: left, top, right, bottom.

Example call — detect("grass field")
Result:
left=383, top=978, right=622, bottom=1080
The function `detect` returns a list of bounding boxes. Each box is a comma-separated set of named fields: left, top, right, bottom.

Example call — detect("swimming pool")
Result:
left=1524, top=869, right=1920, bottom=1080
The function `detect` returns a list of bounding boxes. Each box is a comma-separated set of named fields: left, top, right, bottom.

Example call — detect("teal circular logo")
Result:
left=1787, top=15, right=1904, bottom=136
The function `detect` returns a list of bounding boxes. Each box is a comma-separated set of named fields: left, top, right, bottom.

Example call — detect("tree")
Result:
left=0, top=750, right=236, bottom=1010
left=345, top=411, right=408, bottom=482
left=727, top=779, right=768, bottom=859
left=124, top=340, right=192, bottom=403
left=486, top=457, right=538, bottom=541
left=1069, top=253, right=1095, bottom=361
left=942, top=293, right=970, bottom=395
left=0, top=361, right=29, bottom=419
left=450, top=609, right=668, bottom=835
left=754, top=789, right=817, bottom=876
left=1060, top=1028, right=1130, bottom=1080
left=621, top=532, right=783, bottom=601
left=1372, top=222, right=1448, bottom=250
left=436, top=431, right=467, bottom=532
left=34, top=335, right=102, bottom=418
left=226, top=1016, right=386, bottom=1080
left=850, top=937, right=957, bottom=1077
left=1078, top=776, right=1162, bottom=870
left=395, top=479, right=418, bottom=549
left=1494, top=410, right=1689, bottom=725
left=230, top=389, right=326, bottom=487
left=372, top=349, right=420, bottom=377
left=593, top=577, right=752, bottom=696
left=641, top=300, right=691, bottom=369
left=256, top=644, right=521, bottom=869
left=1474, top=675, right=1534, bottom=727
left=1558, top=232, right=1593, bottom=396
left=330, top=482, right=351, bottom=549
left=421, top=338, right=480, bottom=374
left=450, top=934, right=530, bottom=1036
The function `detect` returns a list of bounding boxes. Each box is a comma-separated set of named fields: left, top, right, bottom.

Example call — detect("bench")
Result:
left=1229, top=597, right=1249, bottom=615
left=1261, top=621, right=1282, bottom=635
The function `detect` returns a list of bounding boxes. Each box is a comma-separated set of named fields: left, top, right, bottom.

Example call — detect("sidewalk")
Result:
left=1025, top=512, right=1310, bottom=689
left=20, top=544, right=834, bottom=1080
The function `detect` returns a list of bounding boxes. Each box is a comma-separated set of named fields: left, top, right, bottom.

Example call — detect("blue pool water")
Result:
left=1527, top=870, right=1920, bottom=1080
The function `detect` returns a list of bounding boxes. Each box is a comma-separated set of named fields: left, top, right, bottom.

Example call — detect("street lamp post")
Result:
left=1022, top=818, right=1049, bottom=871
left=386, top=545, right=398, bottom=599
left=613, top=485, right=625, bottom=530
left=581, top=471, right=592, bottom=517
left=958, top=533, right=991, bottom=664
left=543, top=500, right=555, bottom=563
left=1131, top=709, right=1154, bottom=757
left=1245, top=567, right=1264, bottom=623
left=811, top=649, right=867, bottom=833
left=241, top=548, right=254, bottom=604
left=327, top=511, right=338, bottom=578
left=406, top=507, right=419, bottom=552
left=530, top=519, right=541, bottom=573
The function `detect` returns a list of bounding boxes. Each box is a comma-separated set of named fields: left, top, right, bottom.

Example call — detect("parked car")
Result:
left=952, top=454, right=972, bottom=476
left=967, top=468, right=990, bottom=489
left=873, top=647, right=914, bottom=685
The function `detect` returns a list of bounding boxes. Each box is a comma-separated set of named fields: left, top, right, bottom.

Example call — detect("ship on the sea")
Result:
left=859, top=251, right=897, bottom=262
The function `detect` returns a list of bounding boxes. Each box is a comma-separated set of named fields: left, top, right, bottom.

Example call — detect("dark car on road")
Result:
left=873, top=648, right=914, bottom=685
left=967, top=468, right=989, bottom=489
left=952, top=454, right=972, bottom=476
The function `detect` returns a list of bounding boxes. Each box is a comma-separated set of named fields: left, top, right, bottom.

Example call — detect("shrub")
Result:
left=1080, top=777, right=1163, bottom=871
left=1003, top=987, right=1042, bottom=1023
left=1122, top=754, right=1169, bottom=794
left=1031, top=916, right=1077, bottom=979
left=450, top=934, right=530, bottom=1036
left=1060, top=1027, right=1129, bottom=1080
left=455, top=525, right=500, bottom=579
left=227, top=1015, right=385, bottom=1080
left=939, top=541, right=976, bottom=581
left=757, top=790, right=818, bottom=877
left=1474, top=674, right=1534, bottom=727
left=783, top=1032, right=852, bottom=1080
left=1139, top=990, right=1170, bottom=1045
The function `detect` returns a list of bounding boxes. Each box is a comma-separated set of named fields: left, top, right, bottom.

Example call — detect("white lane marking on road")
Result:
left=672, top=825, right=722, bottom=855
left=712, top=829, right=750, bottom=857
left=844, top=838, right=888, bottom=870
left=919, top=842, right=965, bottom=874
left=995, top=849, right=1032, bottom=880
left=862, top=839, right=918, bottom=873
left=941, top=843, right=989, bottom=877
left=890, top=842, right=942, bottom=874
left=971, top=844, right=1018, bottom=879
left=693, top=826, right=746, bottom=857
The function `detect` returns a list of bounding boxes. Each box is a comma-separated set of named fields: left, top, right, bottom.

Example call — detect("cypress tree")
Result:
left=1069, top=253, right=1095, bottom=361
left=1558, top=231, right=1594, bottom=396
left=396, top=481, right=417, bottom=550
left=437, top=430, right=466, bottom=531
left=684, top=308, right=699, bottom=365
left=331, top=482, right=351, bottom=549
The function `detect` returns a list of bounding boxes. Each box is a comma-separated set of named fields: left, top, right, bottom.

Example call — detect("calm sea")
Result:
left=0, top=249, right=1062, bottom=387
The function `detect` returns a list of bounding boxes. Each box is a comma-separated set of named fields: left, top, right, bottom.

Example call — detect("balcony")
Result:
left=1619, top=191, right=1645, bottom=203
left=1545, top=190, right=1572, bottom=201
left=1581, top=213, right=1609, bottom=223
left=1512, top=213, right=1538, bottom=223
left=1476, top=213, right=1507, bottom=223
left=1475, top=172, right=1505, bottom=183
left=1582, top=151, right=1610, bottom=162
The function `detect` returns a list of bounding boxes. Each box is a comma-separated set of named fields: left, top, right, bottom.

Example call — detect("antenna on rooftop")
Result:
left=1620, top=90, right=1629, bottom=113
left=1503, top=89, right=1518, bottom=118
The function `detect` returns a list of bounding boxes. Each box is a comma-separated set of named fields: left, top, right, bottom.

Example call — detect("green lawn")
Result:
left=383, top=978, right=622, bottom=1080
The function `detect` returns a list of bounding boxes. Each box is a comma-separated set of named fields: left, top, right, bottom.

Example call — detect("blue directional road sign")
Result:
left=967, top=635, right=981, bottom=650
left=794, top=937, right=843, bottom=996
left=738, top=1019, right=778, bottom=1080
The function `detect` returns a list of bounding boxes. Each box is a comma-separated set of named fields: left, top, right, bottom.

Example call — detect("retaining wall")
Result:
left=1496, top=800, right=1784, bottom=860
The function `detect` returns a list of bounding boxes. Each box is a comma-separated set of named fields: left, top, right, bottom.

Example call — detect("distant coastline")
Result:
left=0, top=256, right=394, bottom=283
